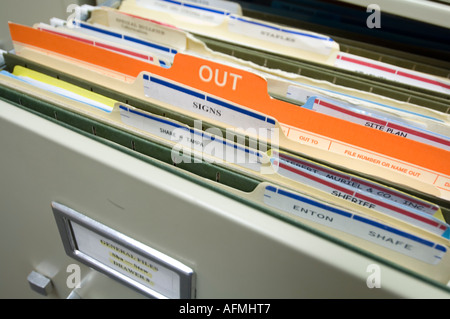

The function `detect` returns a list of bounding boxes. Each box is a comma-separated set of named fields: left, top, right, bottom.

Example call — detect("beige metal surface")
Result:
left=0, top=100, right=449, bottom=298
left=0, top=0, right=95, bottom=51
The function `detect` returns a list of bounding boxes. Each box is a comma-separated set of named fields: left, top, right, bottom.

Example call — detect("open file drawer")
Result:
left=0, top=99, right=449, bottom=298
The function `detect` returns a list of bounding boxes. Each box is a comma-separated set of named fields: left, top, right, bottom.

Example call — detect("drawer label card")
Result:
left=52, top=202, right=195, bottom=299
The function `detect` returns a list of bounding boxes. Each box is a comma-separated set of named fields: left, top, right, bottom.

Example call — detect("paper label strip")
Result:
left=263, top=185, right=447, bottom=265
left=334, top=52, right=450, bottom=95
left=180, top=0, right=242, bottom=14
left=102, top=9, right=188, bottom=51
left=136, top=0, right=230, bottom=25
left=118, top=104, right=264, bottom=171
left=47, top=20, right=177, bottom=66
left=75, top=20, right=178, bottom=55
left=286, top=83, right=445, bottom=124
left=38, top=25, right=169, bottom=67
left=135, top=0, right=335, bottom=55
left=0, top=68, right=115, bottom=112
left=142, top=73, right=276, bottom=134
left=227, top=15, right=334, bottom=56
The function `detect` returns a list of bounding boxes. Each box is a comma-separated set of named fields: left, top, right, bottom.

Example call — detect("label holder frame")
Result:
left=51, top=201, right=196, bottom=299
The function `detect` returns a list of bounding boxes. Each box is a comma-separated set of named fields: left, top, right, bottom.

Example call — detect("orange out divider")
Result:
left=8, top=22, right=450, bottom=176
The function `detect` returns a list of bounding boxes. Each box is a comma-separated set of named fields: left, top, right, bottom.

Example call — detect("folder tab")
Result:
left=270, top=150, right=449, bottom=239
left=119, top=0, right=340, bottom=64
left=2, top=66, right=116, bottom=112
left=334, top=52, right=450, bottom=95
left=263, top=185, right=447, bottom=265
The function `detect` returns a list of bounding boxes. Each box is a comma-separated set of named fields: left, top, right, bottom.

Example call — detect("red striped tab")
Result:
left=37, top=26, right=160, bottom=65
left=271, top=150, right=449, bottom=239
left=335, top=52, right=450, bottom=94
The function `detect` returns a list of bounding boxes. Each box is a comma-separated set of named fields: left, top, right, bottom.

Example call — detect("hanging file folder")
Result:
left=2, top=62, right=448, bottom=233
left=0, top=59, right=449, bottom=285
left=7, top=22, right=450, bottom=202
